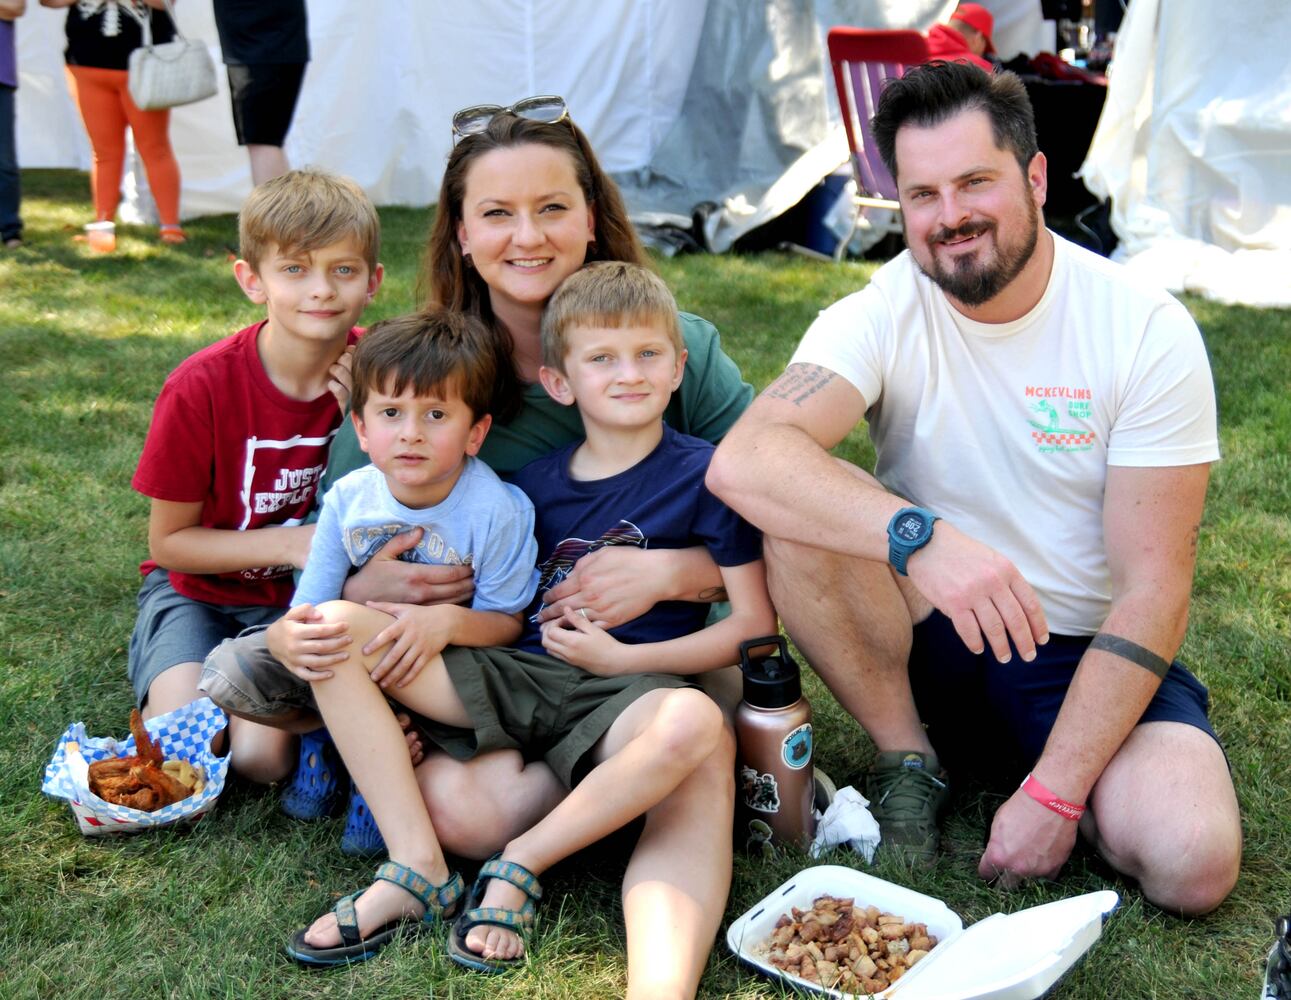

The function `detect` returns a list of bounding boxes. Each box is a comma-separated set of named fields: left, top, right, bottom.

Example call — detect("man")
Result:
left=925, top=3, right=996, bottom=73
left=707, top=62, right=1241, bottom=915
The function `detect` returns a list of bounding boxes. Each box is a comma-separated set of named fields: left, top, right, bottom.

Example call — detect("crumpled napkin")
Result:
left=809, top=785, right=881, bottom=862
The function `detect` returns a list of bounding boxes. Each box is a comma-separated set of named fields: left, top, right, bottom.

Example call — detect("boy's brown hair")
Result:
left=351, top=311, right=507, bottom=421
left=540, top=261, right=683, bottom=372
left=238, top=169, right=380, bottom=273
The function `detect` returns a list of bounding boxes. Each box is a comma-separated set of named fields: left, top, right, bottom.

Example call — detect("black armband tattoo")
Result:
left=1088, top=633, right=1171, bottom=679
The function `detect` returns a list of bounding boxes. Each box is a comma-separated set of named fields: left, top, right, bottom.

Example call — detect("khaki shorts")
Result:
left=428, top=646, right=693, bottom=788
left=198, top=624, right=314, bottom=719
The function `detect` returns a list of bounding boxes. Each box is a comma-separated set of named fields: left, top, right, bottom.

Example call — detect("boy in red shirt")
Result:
left=129, top=168, right=383, bottom=784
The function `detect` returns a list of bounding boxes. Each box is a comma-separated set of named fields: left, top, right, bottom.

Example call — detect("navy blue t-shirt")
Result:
left=509, top=425, right=761, bottom=656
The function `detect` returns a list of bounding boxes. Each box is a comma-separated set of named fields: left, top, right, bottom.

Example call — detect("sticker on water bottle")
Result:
left=781, top=723, right=813, bottom=770
left=740, top=766, right=781, bottom=814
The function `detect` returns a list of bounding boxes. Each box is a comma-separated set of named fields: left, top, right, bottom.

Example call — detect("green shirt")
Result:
left=317, top=311, right=753, bottom=498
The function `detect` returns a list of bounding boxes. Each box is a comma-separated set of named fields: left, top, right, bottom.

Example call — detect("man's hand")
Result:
left=265, top=604, right=351, bottom=681
left=327, top=345, right=355, bottom=411
left=978, top=788, right=1079, bottom=887
left=907, top=522, right=1049, bottom=662
left=535, top=547, right=661, bottom=630
left=340, top=527, right=476, bottom=606
left=540, top=609, right=628, bottom=675
left=361, top=602, right=454, bottom=688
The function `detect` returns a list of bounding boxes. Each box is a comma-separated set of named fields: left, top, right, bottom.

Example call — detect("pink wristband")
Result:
left=1020, top=773, right=1085, bottom=821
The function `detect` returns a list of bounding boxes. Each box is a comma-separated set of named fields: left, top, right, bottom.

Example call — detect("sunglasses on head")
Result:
left=451, top=95, right=571, bottom=143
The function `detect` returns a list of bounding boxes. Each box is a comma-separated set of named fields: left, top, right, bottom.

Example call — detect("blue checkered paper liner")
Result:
left=42, top=698, right=229, bottom=833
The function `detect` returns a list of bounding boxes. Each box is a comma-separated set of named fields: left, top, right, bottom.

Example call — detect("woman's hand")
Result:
left=327, top=345, right=355, bottom=411
left=340, top=527, right=476, bottom=606
left=539, top=608, right=631, bottom=675
left=535, top=547, right=706, bottom=630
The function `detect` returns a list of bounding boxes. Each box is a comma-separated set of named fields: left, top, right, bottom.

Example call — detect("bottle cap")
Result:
left=739, top=636, right=802, bottom=709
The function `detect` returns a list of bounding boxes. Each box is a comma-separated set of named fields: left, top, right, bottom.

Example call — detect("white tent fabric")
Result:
left=620, top=0, right=952, bottom=253
left=1080, top=0, right=1291, bottom=307
left=15, top=1, right=709, bottom=219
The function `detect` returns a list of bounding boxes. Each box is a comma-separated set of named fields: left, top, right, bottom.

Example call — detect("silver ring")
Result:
left=578, top=607, right=590, bottom=620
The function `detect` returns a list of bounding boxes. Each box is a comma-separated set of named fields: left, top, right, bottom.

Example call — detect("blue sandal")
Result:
left=280, top=729, right=345, bottom=820
left=285, top=860, right=465, bottom=967
left=340, top=781, right=387, bottom=857
left=446, top=856, right=543, bottom=973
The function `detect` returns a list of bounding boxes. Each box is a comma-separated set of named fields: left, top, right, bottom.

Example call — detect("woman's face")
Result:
left=455, top=143, right=596, bottom=318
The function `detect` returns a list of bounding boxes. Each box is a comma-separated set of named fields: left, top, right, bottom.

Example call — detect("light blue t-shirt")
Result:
left=292, top=458, right=539, bottom=613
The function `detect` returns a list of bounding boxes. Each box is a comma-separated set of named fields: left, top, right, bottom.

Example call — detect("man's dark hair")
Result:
left=872, top=61, right=1039, bottom=181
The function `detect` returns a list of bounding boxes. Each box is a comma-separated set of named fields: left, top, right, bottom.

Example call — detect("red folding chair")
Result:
left=826, top=27, right=929, bottom=259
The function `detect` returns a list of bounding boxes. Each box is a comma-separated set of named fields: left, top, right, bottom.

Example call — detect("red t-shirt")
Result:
left=132, top=321, right=360, bottom=607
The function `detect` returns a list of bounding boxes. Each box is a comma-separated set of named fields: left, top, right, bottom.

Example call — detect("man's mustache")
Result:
left=929, top=220, right=994, bottom=245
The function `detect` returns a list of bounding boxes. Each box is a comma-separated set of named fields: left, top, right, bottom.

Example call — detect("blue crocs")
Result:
left=281, top=729, right=345, bottom=820
left=341, top=781, right=387, bottom=857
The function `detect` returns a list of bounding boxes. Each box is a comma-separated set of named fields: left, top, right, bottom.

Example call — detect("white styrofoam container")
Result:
left=727, top=865, right=1119, bottom=1000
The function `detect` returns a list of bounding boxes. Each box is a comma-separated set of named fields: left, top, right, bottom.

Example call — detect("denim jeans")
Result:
left=0, top=84, right=20, bottom=242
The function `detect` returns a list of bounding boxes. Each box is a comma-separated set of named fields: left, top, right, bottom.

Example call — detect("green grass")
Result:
left=1, top=170, right=1287, bottom=999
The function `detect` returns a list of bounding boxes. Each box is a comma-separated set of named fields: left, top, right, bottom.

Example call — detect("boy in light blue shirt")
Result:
left=200, top=309, right=537, bottom=754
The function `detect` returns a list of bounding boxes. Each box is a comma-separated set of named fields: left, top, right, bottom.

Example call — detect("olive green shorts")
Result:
left=427, top=646, right=693, bottom=788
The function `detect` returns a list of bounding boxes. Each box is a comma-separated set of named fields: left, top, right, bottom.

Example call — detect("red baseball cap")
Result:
left=951, top=2, right=996, bottom=54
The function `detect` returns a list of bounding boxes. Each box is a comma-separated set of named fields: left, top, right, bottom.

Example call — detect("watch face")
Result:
left=895, top=513, right=926, bottom=542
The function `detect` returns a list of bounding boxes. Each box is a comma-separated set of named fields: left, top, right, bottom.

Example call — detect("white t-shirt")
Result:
left=791, top=233, right=1219, bottom=635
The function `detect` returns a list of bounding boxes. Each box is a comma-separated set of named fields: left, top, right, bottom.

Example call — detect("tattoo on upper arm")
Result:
left=1188, top=524, right=1200, bottom=558
left=697, top=586, right=728, bottom=603
left=1088, top=633, right=1171, bottom=679
left=763, top=364, right=837, bottom=406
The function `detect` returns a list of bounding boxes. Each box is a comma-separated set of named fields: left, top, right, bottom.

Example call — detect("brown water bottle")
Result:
left=735, top=635, right=816, bottom=852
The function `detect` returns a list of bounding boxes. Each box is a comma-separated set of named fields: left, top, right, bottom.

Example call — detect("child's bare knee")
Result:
left=650, top=689, right=724, bottom=764
left=313, top=599, right=365, bottom=624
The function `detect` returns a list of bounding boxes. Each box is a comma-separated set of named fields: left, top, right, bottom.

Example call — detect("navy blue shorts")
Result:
left=907, top=610, right=1218, bottom=776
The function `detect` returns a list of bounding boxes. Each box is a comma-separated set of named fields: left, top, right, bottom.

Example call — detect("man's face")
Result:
left=895, top=109, right=1045, bottom=310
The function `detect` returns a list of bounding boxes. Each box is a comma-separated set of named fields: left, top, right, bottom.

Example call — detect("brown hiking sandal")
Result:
left=864, top=750, right=950, bottom=865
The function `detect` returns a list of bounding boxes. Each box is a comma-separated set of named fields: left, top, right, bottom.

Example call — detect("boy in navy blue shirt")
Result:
left=278, top=262, right=775, bottom=975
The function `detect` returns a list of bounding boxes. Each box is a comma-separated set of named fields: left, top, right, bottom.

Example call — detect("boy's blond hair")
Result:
left=238, top=169, right=380, bottom=273
left=541, top=262, right=683, bottom=372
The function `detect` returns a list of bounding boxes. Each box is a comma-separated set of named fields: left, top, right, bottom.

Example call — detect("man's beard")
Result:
left=910, top=193, right=1040, bottom=307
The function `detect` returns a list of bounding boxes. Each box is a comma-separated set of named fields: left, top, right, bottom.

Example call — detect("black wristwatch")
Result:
left=887, top=506, right=940, bottom=576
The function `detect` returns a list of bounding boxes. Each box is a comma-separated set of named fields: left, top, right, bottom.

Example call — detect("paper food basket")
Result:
left=41, top=698, right=229, bottom=835
left=727, top=864, right=1119, bottom=1000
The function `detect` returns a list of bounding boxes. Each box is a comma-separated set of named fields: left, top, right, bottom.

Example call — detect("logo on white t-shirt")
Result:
left=1024, top=385, right=1095, bottom=452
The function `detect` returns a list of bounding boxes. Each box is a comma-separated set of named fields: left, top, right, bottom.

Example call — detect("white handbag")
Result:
left=127, top=0, right=217, bottom=111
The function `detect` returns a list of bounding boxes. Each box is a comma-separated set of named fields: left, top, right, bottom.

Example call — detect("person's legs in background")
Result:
left=0, top=83, right=21, bottom=247
left=246, top=144, right=289, bottom=187
left=120, top=92, right=182, bottom=239
left=228, top=63, right=305, bottom=187
left=64, top=65, right=128, bottom=224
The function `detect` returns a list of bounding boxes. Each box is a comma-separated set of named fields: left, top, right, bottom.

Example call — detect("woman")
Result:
left=288, top=98, right=754, bottom=999
left=42, top=0, right=185, bottom=243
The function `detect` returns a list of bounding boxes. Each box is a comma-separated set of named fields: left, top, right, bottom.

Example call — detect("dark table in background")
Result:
left=1021, top=75, right=1107, bottom=219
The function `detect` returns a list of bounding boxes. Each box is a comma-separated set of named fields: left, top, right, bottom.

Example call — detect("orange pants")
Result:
left=65, top=64, right=181, bottom=226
